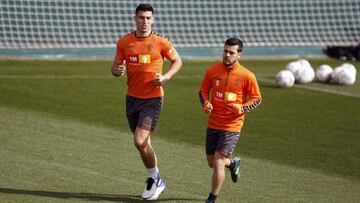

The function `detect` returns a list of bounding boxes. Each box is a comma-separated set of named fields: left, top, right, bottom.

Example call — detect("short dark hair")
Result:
left=135, top=4, right=154, bottom=14
left=225, top=37, right=243, bottom=53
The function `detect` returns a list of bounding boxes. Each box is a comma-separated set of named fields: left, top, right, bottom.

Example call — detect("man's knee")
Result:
left=212, top=152, right=228, bottom=168
left=133, top=128, right=151, bottom=151
left=134, top=139, right=148, bottom=151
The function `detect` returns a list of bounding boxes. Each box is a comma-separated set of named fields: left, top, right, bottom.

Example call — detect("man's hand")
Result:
left=112, top=61, right=126, bottom=77
left=154, top=73, right=170, bottom=86
left=203, top=102, right=213, bottom=114
left=232, top=104, right=243, bottom=114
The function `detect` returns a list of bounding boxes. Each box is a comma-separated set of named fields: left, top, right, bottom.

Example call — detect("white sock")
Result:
left=147, top=167, right=159, bottom=179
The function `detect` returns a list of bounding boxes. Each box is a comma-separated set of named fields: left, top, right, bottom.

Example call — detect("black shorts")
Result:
left=206, top=128, right=240, bottom=157
left=126, top=95, right=163, bottom=133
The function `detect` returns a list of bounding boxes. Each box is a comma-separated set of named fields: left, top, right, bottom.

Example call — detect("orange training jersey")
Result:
left=199, top=61, right=262, bottom=132
left=115, top=31, right=178, bottom=99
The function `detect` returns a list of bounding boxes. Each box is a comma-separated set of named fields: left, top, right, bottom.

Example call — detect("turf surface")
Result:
left=0, top=58, right=359, bottom=202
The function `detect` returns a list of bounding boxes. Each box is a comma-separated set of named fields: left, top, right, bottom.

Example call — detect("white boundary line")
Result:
left=0, top=75, right=202, bottom=79
left=257, top=77, right=360, bottom=98
left=0, top=75, right=112, bottom=79
left=1, top=74, right=359, bottom=98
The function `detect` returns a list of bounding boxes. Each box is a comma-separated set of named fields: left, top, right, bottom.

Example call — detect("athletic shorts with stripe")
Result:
left=206, top=128, right=240, bottom=157
left=126, top=95, right=163, bottom=133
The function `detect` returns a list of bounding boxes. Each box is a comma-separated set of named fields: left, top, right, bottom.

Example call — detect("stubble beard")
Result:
left=223, top=59, right=236, bottom=67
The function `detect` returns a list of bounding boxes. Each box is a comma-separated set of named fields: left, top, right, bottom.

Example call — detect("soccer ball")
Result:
left=276, top=70, right=295, bottom=88
left=295, top=67, right=315, bottom=84
left=297, top=59, right=312, bottom=70
left=338, top=68, right=356, bottom=85
left=331, top=64, right=356, bottom=85
left=294, top=59, right=315, bottom=84
left=331, top=64, right=357, bottom=85
left=285, top=61, right=302, bottom=74
left=286, top=59, right=315, bottom=84
left=340, top=63, right=357, bottom=75
left=315, top=65, right=333, bottom=82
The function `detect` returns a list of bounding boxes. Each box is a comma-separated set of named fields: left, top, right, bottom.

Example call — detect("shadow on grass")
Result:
left=0, top=187, right=201, bottom=202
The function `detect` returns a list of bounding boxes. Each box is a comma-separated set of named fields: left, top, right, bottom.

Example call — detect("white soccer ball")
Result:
left=315, top=65, right=333, bottom=82
left=338, top=68, right=356, bottom=85
left=285, top=59, right=315, bottom=84
left=332, top=65, right=356, bottom=85
left=297, top=59, right=312, bottom=70
left=276, top=70, right=295, bottom=88
left=285, top=61, right=302, bottom=74
left=294, top=65, right=315, bottom=84
left=331, top=65, right=356, bottom=85
left=340, top=63, right=357, bottom=76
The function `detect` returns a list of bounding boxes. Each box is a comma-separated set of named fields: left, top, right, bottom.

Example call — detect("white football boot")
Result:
left=142, top=175, right=166, bottom=200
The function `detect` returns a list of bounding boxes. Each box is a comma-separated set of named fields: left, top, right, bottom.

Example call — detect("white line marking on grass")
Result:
left=258, top=77, right=360, bottom=98
left=0, top=75, right=112, bottom=79
left=293, top=84, right=360, bottom=98
left=2, top=74, right=359, bottom=98
left=0, top=75, right=201, bottom=79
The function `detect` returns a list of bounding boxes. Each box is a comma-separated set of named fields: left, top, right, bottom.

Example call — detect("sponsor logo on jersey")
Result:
left=129, top=56, right=138, bottom=63
left=147, top=44, right=153, bottom=51
left=216, top=91, right=223, bottom=98
left=128, top=55, right=151, bottom=64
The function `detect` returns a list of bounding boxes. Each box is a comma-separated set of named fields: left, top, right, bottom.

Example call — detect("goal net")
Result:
left=1, top=0, right=360, bottom=49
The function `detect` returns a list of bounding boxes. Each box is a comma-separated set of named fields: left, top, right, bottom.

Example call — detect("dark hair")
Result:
left=135, top=4, right=154, bottom=14
left=225, top=37, right=243, bottom=52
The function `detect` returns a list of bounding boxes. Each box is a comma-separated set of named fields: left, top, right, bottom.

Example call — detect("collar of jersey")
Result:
left=134, top=31, right=153, bottom=38
left=224, top=61, right=240, bottom=70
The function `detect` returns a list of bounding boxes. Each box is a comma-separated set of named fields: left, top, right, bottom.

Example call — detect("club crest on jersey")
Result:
left=147, top=44, right=153, bottom=51
left=234, top=79, right=241, bottom=86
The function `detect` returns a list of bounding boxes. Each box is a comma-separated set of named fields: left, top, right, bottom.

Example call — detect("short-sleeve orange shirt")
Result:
left=115, top=31, right=177, bottom=99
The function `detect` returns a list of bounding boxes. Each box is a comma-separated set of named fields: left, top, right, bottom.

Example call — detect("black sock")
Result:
left=207, top=193, right=217, bottom=201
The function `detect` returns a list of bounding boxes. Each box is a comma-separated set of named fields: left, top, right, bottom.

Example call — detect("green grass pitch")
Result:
left=0, top=58, right=359, bottom=202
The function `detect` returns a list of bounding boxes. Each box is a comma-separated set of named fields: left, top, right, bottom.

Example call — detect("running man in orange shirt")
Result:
left=199, top=37, right=262, bottom=203
left=111, top=4, right=182, bottom=200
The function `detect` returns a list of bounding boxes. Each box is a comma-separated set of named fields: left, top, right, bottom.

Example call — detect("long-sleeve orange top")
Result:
left=199, top=61, right=262, bottom=132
